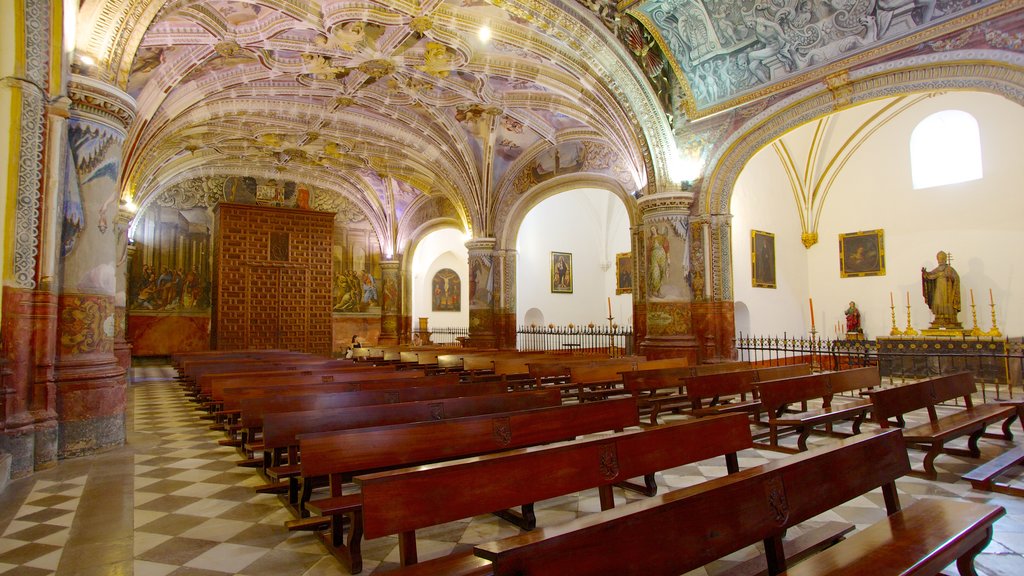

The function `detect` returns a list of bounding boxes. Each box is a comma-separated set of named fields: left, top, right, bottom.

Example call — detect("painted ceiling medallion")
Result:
left=410, top=15, right=433, bottom=34
left=358, top=58, right=396, bottom=79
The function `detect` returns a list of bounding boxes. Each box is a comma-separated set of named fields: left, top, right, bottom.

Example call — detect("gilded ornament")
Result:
left=358, top=59, right=396, bottom=79
left=416, top=42, right=455, bottom=79
left=410, top=16, right=433, bottom=34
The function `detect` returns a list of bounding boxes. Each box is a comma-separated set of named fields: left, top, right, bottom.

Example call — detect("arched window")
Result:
left=910, top=110, right=983, bottom=189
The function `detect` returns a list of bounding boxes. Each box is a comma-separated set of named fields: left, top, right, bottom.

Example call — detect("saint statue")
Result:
left=921, top=251, right=962, bottom=329
left=844, top=301, right=862, bottom=334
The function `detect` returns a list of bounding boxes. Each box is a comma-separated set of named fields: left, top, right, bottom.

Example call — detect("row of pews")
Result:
left=170, top=347, right=1019, bottom=575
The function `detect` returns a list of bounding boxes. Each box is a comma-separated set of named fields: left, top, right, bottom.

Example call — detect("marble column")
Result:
left=465, top=238, right=498, bottom=349
left=0, top=1, right=61, bottom=477
left=379, top=259, right=402, bottom=345
left=113, top=210, right=132, bottom=380
left=493, top=247, right=517, bottom=349
left=55, top=75, right=135, bottom=458
left=637, top=193, right=699, bottom=362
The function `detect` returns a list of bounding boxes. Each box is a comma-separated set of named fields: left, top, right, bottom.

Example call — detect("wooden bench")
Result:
left=867, top=372, right=1021, bottom=478
left=355, top=413, right=755, bottom=572
left=199, top=363, right=396, bottom=403
left=757, top=366, right=878, bottom=452
left=258, top=389, right=563, bottom=517
left=473, top=429, right=1005, bottom=576
left=683, top=364, right=812, bottom=418
left=298, top=398, right=640, bottom=573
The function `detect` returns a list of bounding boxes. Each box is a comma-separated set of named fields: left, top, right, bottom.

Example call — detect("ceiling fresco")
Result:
left=625, top=0, right=1003, bottom=115
left=104, top=0, right=652, bottom=249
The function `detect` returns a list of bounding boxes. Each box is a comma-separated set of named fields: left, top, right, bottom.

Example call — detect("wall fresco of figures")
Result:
left=630, top=0, right=999, bottom=111
left=127, top=175, right=383, bottom=355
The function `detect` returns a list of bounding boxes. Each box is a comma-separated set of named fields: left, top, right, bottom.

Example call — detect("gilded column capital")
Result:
left=68, top=74, right=136, bottom=135
left=638, top=192, right=693, bottom=221
left=465, top=237, right=498, bottom=252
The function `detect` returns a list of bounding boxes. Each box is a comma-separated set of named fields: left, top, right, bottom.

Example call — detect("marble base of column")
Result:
left=494, top=312, right=517, bottom=350
left=53, top=354, right=126, bottom=458
left=32, top=417, right=58, bottom=471
left=640, top=335, right=700, bottom=363
left=691, top=301, right=736, bottom=362
left=113, top=339, right=132, bottom=384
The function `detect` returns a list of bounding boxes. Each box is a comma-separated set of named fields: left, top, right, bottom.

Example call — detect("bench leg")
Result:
left=1001, top=409, right=1021, bottom=440
left=968, top=426, right=986, bottom=458
left=852, top=412, right=865, bottom=434
left=956, top=524, right=994, bottom=576
left=796, top=427, right=811, bottom=452
left=921, top=441, right=943, bottom=479
left=492, top=503, right=537, bottom=531
left=398, top=529, right=417, bottom=566
left=598, top=485, right=615, bottom=510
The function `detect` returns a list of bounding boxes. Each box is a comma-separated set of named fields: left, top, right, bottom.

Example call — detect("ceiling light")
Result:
left=478, top=26, right=491, bottom=43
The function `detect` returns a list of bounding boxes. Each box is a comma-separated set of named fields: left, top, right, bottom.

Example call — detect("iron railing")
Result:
left=417, top=326, right=469, bottom=347
left=516, top=324, right=634, bottom=357
left=735, top=333, right=1023, bottom=401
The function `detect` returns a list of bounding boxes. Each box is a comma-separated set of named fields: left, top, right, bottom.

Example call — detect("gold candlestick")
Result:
left=903, top=298, right=918, bottom=336
left=889, top=301, right=902, bottom=336
left=969, top=289, right=983, bottom=337
left=986, top=289, right=1002, bottom=337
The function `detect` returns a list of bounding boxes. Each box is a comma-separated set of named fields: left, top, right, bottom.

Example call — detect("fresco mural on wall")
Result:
left=327, top=201, right=383, bottom=315
left=432, top=268, right=462, bottom=312
left=127, top=175, right=326, bottom=355
left=628, top=0, right=1000, bottom=111
left=512, top=140, right=634, bottom=194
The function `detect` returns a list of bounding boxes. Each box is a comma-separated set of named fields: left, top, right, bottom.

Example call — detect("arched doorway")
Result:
left=409, top=228, right=469, bottom=343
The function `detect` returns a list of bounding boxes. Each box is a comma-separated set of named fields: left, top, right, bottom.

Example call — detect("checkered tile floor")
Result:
left=0, top=364, right=1023, bottom=575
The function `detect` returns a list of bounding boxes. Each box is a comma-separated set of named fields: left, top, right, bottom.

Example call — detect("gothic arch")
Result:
left=698, top=52, right=1024, bottom=302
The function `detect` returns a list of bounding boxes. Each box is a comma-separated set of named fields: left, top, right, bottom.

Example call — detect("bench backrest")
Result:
left=206, top=365, right=399, bottom=398
left=757, top=373, right=831, bottom=416
left=755, top=363, right=812, bottom=381
left=693, top=360, right=754, bottom=376
left=569, top=362, right=637, bottom=384
left=238, top=379, right=508, bottom=427
left=262, top=389, right=562, bottom=450
left=357, top=413, right=753, bottom=540
left=870, top=372, right=975, bottom=425
left=826, top=365, right=880, bottom=396
left=620, top=366, right=693, bottom=394
left=475, top=429, right=909, bottom=576
left=298, top=398, right=640, bottom=479
left=223, top=371, right=449, bottom=411
left=684, top=369, right=760, bottom=404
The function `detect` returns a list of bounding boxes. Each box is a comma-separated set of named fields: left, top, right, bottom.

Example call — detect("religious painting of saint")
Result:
left=551, top=252, right=572, bottom=293
left=751, top=230, right=776, bottom=289
left=432, top=268, right=461, bottom=311
left=615, top=252, right=633, bottom=295
left=840, top=229, right=885, bottom=278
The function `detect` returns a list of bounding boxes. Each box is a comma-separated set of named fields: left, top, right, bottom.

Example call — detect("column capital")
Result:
left=465, top=237, right=497, bottom=252
left=638, top=192, right=693, bottom=220
left=68, top=74, right=136, bottom=134
left=380, top=259, right=402, bottom=271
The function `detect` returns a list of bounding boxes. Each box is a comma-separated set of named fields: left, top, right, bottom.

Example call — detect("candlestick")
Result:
left=809, top=298, right=815, bottom=330
left=607, top=297, right=611, bottom=318
left=986, top=290, right=1002, bottom=337
left=969, top=289, right=983, bottom=337
left=889, top=295, right=902, bottom=336
left=904, top=292, right=918, bottom=336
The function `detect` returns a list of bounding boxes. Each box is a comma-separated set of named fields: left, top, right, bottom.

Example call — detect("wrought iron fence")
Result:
left=517, top=324, right=634, bottom=357
left=417, top=326, right=469, bottom=347
left=735, top=333, right=1024, bottom=401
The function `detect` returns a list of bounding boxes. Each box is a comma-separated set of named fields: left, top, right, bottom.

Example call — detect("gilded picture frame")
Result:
left=840, top=229, right=885, bottom=278
left=615, top=252, right=633, bottom=295
left=751, top=230, right=776, bottom=289
left=551, top=252, right=573, bottom=293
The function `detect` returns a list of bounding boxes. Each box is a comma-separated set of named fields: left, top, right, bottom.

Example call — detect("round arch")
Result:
left=697, top=53, right=1024, bottom=302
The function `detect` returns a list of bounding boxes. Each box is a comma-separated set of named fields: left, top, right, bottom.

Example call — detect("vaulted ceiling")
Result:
left=74, top=0, right=1015, bottom=251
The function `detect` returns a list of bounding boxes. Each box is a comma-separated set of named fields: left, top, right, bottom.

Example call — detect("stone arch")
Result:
left=495, top=175, right=638, bottom=251
left=698, top=53, right=1024, bottom=302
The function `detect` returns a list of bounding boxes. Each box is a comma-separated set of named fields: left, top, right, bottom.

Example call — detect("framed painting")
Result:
left=615, top=252, right=633, bottom=295
left=751, top=230, right=776, bottom=288
left=431, top=268, right=461, bottom=311
left=551, top=252, right=572, bottom=293
left=840, top=229, right=885, bottom=278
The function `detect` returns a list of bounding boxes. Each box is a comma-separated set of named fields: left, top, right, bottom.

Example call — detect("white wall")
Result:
left=732, top=91, right=1024, bottom=338
left=516, top=188, right=632, bottom=326
left=410, top=228, right=469, bottom=329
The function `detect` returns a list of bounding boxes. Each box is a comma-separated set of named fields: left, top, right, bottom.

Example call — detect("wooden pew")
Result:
left=199, top=363, right=395, bottom=403
left=299, top=398, right=640, bottom=573
left=260, top=389, right=564, bottom=516
left=867, top=371, right=1021, bottom=478
left=355, top=414, right=755, bottom=572
left=685, top=364, right=813, bottom=419
left=618, top=361, right=762, bottom=425
left=757, top=366, right=878, bottom=452
left=473, top=429, right=1005, bottom=576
